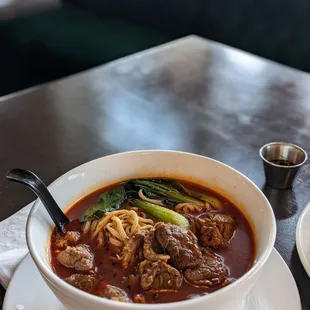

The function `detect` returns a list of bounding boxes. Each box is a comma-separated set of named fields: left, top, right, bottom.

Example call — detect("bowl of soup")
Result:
left=26, top=150, right=276, bottom=310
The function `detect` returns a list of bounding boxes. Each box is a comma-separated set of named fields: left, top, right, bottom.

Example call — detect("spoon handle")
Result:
left=6, top=168, right=69, bottom=233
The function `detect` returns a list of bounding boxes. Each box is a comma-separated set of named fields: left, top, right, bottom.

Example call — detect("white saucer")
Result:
left=296, top=202, right=310, bottom=277
left=3, top=249, right=301, bottom=310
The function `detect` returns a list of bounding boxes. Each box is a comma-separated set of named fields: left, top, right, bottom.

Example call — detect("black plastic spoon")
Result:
left=6, top=168, right=69, bottom=233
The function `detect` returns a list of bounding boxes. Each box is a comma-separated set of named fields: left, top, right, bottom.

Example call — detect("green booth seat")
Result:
left=0, top=4, right=174, bottom=95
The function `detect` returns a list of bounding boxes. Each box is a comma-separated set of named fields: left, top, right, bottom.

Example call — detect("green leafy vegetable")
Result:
left=142, top=189, right=161, bottom=199
left=130, top=199, right=190, bottom=229
left=82, top=187, right=125, bottom=221
left=126, top=179, right=204, bottom=207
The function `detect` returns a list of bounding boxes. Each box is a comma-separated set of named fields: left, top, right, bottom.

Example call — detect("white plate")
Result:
left=3, top=249, right=300, bottom=310
left=296, top=202, right=310, bottom=277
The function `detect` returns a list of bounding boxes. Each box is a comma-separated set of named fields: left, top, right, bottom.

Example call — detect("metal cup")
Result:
left=259, top=142, right=308, bottom=189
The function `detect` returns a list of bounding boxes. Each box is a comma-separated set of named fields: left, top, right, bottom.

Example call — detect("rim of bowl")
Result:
left=26, top=150, right=276, bottom=309
left=259, top=142, right=308, bottom=169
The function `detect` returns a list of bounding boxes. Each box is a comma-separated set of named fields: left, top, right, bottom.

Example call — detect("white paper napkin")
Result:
left=0, top=203, right=33, bottom=288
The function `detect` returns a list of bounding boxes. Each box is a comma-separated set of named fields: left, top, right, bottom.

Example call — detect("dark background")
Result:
left=1, top=0, right=310, bottom=96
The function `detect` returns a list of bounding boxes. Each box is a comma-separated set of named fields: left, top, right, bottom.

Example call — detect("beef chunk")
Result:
left=155, top=223, right=202, bottom=269
left=198, top=213, right=235, bottom=248
left=55, top=231, right=80, bottom=248
left=122, top=230, right=146, bottom=269
left=65, top=274, right=97, bottom=292
left=143, top=228, right=170, bottom=262
left=184, top=250, right=228, bottom=287
left=57, top=244, right=94, bottom=270
left=101, top=285, right=131, bottom=302
left=139, top=259, right=183, bottom=291
left=184, top=214, right=199, bottom=235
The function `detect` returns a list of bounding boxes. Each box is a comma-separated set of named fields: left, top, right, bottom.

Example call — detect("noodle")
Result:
left=98, top=231, right=104, bottom=247
left=113, top=216, right=128, bottom=241
left=129, top=206, right=147, bottom=218
left=130, top=210, right=139, bottom=233
left=175, top=203, right=203, bottom=214
left=83, top=210, right=154, bottom=255
left=106, top=224, right=122, bottom=239
left=82, top=220, right=91, bottom=235
left=91, top=220, right=98, bottom=234
left=138, top=189, right=163, bottom=206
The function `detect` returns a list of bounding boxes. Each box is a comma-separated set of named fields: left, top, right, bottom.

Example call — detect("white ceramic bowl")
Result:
left=26, top=151, right=276, bottom=310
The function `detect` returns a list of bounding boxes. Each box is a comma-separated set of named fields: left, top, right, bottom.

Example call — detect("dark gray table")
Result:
left=1, top=35, right=310, bottom=308
left=0, top=0, right=59, bottom=20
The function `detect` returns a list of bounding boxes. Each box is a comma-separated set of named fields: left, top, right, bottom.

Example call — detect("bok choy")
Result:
left=126, top=179, right=205, bottom=207
left=130, top=199, right=190, bottom=229
left=82, top=187, right=125, bottom=221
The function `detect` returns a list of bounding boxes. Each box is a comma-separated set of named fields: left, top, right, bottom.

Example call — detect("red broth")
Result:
left=50, top=180, right=256, bottom=304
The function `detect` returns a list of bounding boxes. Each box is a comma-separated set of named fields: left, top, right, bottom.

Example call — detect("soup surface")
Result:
left=50, top=179, right=255, bottom=304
